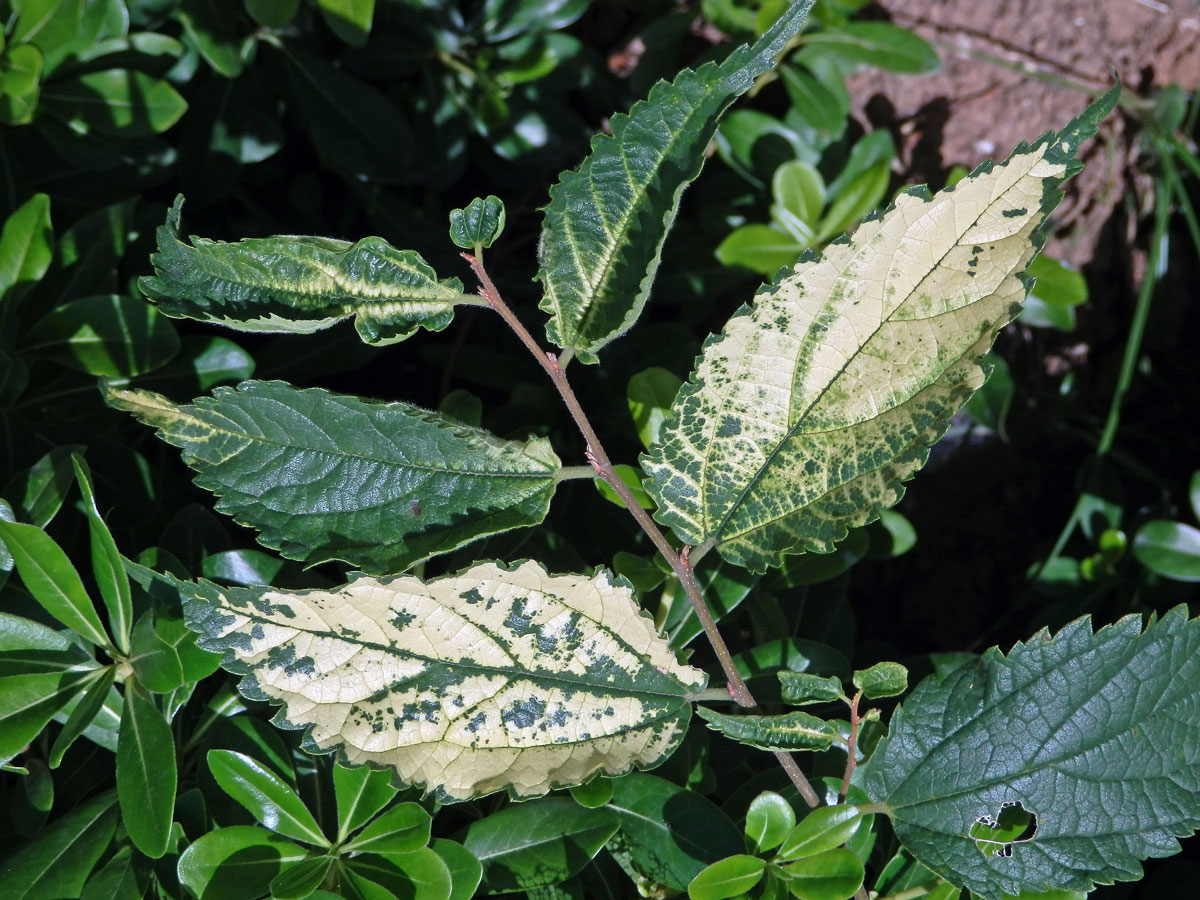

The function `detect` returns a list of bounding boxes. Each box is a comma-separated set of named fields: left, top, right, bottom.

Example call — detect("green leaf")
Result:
left=961, top=354, right=1013, bottom=437
left=343, top=802, right=431, bottom=854
left=2, top=446, right=82, bottom=527
left=1025, top=255, right=1087, bottom=307
left=593, top=464, right=655, bottom=510
left=643, top=88, right=1118, bottom=571
left=105, top=380, right=562, bottom=574
left=773, top=160, right=826, bottom=229
left=208, top=749, right=330, bottom=846
left=245, top=0, right=300, bottom=28
left=716, top=224, right=805, bottom=277
left=779, top=64, right=847, bottom=140
left=696, top=706, right=837, bottom=752
left=860, top=607, right=1200, bottom=898
left=129, top=613, right=186, bottom=692
left=628, top=367, right=683, bottom=450
left=778, top=672, right=844, bottom=706
left=201, top=548, right=284, bottom=586
left=117, top=684, right=177, bottom=858
left=139, top=197, right=464, bottom=346
left=798, top=22, right=940, bottom=73
left=177, top=826, right=310, bottom=900
left=607, top=772, right=744, bottom=891
left=24, top=294, right=180, bottom=376
left=181, top=561, right=706, bottom=801
left=178, top=0, right=246, bottom=78
left=449, top=196, right=506, bottom=251
left=688, top=854, right=766, bottom=900
left=343, top=849, right=452, bottom=900
left=0, top=670, right=95, bottom=764
left=460, top=797, right=618, bottom=894
left=431, top=839, right=482, bottom=900
left=79, top=850, right=149, bottom=900
left=1133, top=520, right=1200, bottom=581
left=48, top=664, right=117, bottom=766
left=318, top=0, right=375, bottom=46
left=0, top=790, right=117, bottom=900
left=3, top=44, right=43, bottom=97
left=569, top=776, right=613, bottom=809
left=41, top=69, right=187, bottom=135
left=746, top=791, right=797, bottom=853
left=10, top=0, right=86, bottom=74
left=851, top=661, right=908, bottom=699
left=0, top=521, right=110, bottom=647
left=536, top=1, right=814, bottom=362
left=270, top=854, right=334, bottom=900
left=815, top=154, right=892, bottom=244
left=334, top=761, right=401, bottom=842
left=780, top=848, right=865, bottom=900
left=0, top=193, right=53, bottom=306
left=779, top=807, right=863, bottom=860
left=71, top=456, right=133, bottom=653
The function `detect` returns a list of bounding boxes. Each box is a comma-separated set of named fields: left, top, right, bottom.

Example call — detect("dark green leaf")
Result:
left=0, top=193, right=53, bottom=306
left=779, top=806, right=863, bottom=860
left=0, top=790, right=117, bottom=900
left=178, top=0, right=246, bottom=77
left=448, top=196, right=506, bottom=251
left=0, top=521, right=109, bottom=647
left=688, top=855, right=765, bottom=900
left=343, top=802, right=430, bottom=854
left=569, top=776, right=613, bottom=809
left=483, top=0, right=586, bottom=42
left=779, top=64, right=847, bottom=139
left=318, top=0, right=375, bottom=47
left=2, top=447, right=82, bottom=528
left=71, top=456, right=133, bottom=652
left=333, top=762, right=401, bottom=842
left=851, top=661, right=907, bottom=699
left=245, top=0, right=301, bottom=29
left=798, top=22, right=939, bottom=73
left=201, top=549, right=285, bottom=586
left=780, top=848, right=865, bottom=900
left=41, top=69, right=187, bottom=135
left=139, top=197, right=463, bottom=345
left=593, top=464, right=654, bottom=510
left=666, top=559, right=757, bottom=648
left=628, top=367, right=683, bottom=450
left=607, top=773, right=744, bottom=890
left=778, top=672, right=843, bottom=706
left=1133, top=520, right=1200, bottom=581
left=3, top=44, right=43, bottom=97
left=48, top=664, right=117, bottom=766
left=696, top=706, right=837, bottom=752
left=861, top=607, right=1200, bottom=898
left=129, top=335, right=257, bottom=394
left=537, top=1, right=814, bottom=362
left=746, top=791, right=796, bottom=853
left=865, top=509, right=918, bottom=560
left=962, top=354, right=1013, bottom=437
left=343, top=850, right=451, bottom=900
left=208, top=749, right=329, bottom=846
left=1026, top=255, right=1088, bottom=307
left=24, top=294, right=180, bottom=376
left=177, top=826, right=309, bottom=900
left=129, top=612, right=186, bottom=692
left=117, top=684, right=177, bottom=858
left=460, top=797, right=618, bottom=895
left=106, top=380, right=562, bottom=574
left=270, top=854, right=334, bottom=900
left=430, top=839, right=482, bottom=900
left=79, top=849, right=148, bottom=900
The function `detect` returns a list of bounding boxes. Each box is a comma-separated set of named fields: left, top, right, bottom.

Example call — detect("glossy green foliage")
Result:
left=106, top=380, right=562, bottom=574
left=449, top=196, right=507, bottom=251
left=141, top=198, right=466, bottom=346
left=537, top=1, right=815, bottom=362
left=862, top=608, right=1200, bottom=898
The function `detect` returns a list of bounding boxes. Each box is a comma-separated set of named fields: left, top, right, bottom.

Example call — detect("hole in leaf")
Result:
left=969, top=801, right=1038, bottom=858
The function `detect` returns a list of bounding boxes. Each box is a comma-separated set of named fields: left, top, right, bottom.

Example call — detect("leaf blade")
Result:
left=116, top=685, right=177, bottom=858
left=536, top=1, right=814, bottom=362
left=181, top=560, right=706, bottom=801
left=105, top=380, right=561, bottom=574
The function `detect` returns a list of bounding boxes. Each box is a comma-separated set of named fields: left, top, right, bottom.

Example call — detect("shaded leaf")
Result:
left=343, top=849, right=452, bottom=900
left=318, top=0, right=375, bottom=47
left=180, top=560, right=706, bottom=801
left=41, top=69, right=187, bottom=136
left=0, top=193, right=53, bottom=306
left=48, top=664, right=117, bottom=766
left=342, top=802, right=431, bottom=854
left=537, top=1, right=814, bottom=362
left=779, top=806, right=863, bottom=860
left=24, top=294, right=180, bottom=376
left=430, top=839, right=482, bottom=900
left=0, top=669, right=96, bottom=764
left=177, top=826, right=309, bottom=900
left=117, top=685, right=177, bottom=858
left=798, top=22, right=939, bottom=74
left=861, top=607, right=1200, bottom=898
left=178, top=0, right=246, bottom=77
left=72, top=456, right=133, bottom=652
left=139, top=197, right=464, bottom=345
left=0, top=790, right=117, bottom=900
left=1133, top=520, right=1200, bottom=582
left=106, top=380, right=562, bottom=574
left=2, top=445, right=84, bottom=528
left=643, top=89, right=1117, bottom=571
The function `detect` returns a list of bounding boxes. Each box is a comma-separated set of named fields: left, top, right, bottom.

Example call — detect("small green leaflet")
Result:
left=695, top=706, right=836, bottom=751
left=179, top=560, right=707, bottom=801
left=643, top=88, right=1118, bottom=571
left=139, top=197, right=466, bottom=346
left=860, top=607, right=1200, bottom=899
left=105, top=380, right=561, bottom=574
left=536, top=1, right=814, bottom=363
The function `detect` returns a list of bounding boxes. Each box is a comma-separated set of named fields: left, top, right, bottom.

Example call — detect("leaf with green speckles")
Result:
left=642, top=88, right=1118, bottom=571
left=139, top=196, right=466, bottom=346
left=177, top=559, right=707, bottom=802
left=105, top=380, right=562, bottom=575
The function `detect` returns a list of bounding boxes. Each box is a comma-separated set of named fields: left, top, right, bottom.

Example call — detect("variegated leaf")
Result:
left=139, top=197, right=466, bottom=346
left=643, top=88, right=1117, bottom=571
left=180, top=560, right=707, bottom=802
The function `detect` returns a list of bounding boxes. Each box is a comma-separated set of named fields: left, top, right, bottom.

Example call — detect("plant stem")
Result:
left=840, top=690, right=862, bottom=801
left=464, top=253, right=822, bottom=809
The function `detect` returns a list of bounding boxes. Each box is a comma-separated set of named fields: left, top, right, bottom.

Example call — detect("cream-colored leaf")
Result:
left=181, top=560, right=706, bottom=802
left=643, top=93, right=1115, bottom=572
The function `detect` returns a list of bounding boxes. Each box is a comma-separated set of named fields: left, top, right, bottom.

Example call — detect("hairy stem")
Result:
left=465, top=253, right=822, bottom=809
left=841, top=691, right=863, bottom=801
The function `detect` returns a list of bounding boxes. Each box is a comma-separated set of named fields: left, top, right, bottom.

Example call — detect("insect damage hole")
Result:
left=969, top=800, right=1038, bottom=858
